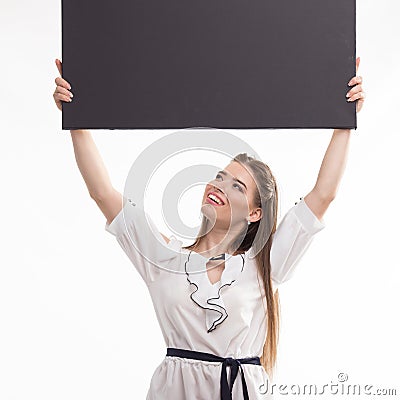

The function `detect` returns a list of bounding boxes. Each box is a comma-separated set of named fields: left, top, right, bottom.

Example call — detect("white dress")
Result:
left=105, top=197, right=325, bottom=399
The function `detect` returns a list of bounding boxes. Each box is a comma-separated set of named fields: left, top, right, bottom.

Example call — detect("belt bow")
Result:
left=166, top=347, right=261, bottom=400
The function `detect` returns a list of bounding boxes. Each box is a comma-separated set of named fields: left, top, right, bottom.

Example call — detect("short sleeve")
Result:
left=105, top=197, right=181, bottom=285
left=270, top=197, right=326, bottom=287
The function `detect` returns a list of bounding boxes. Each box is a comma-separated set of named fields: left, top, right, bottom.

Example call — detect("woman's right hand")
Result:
left=53, top=58, right=74, bottom=111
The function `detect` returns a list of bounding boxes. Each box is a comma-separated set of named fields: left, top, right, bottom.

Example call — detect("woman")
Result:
left=53, top=57, right=365, bottom=399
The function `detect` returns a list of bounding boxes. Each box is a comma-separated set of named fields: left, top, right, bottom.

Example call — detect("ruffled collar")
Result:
left=184, top=249, right=246, bottom=333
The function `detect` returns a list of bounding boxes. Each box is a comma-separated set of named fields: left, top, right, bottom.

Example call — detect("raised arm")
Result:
left=53, top=58, right=171, bottom=243
left=70, top=129, right=123, bottom=224
left=70, top=130, right=170, bottom=243
left=304, top=57, right=365, bottom=221
left=304, top=128, right=351, bottom=221
left=53, top=58, right=122, bottom=224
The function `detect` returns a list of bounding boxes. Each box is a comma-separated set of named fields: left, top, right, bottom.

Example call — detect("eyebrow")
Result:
left=217, top=170, right=247, bottom=190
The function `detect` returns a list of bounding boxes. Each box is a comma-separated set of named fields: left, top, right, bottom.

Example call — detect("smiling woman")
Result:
left=183, top=153, right=291, bottom=377
left=102, top=156, right=326, bottom=399
left=53, top=56, right=365, bottom=400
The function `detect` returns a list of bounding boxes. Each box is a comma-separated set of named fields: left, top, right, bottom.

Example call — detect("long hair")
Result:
left=183, top=152, right=280, bottom=377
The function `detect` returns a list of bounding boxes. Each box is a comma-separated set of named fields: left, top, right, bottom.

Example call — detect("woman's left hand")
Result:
left=346, top=57, right=365, bottom=113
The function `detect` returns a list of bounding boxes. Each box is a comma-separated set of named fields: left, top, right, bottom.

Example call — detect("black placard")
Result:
left=61, top=0, right=356, bottom=130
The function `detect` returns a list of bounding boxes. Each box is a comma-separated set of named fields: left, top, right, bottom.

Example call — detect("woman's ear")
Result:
left=249, top=207, right=262, bottom=223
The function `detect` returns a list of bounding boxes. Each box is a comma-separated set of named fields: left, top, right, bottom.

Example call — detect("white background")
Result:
left=1, top=0, right=399, bottom=399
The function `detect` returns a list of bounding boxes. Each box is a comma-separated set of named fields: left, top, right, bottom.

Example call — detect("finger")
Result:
left=346, top=84, right=362, bottom=98
left=53, top=92, right=72, bottom=103
left=347, top=91, right=366, bottom=102
left=348, top=75, right=362, bottom=87
left=55, top=58, right=62, bottom=76
left=55, top=76, right=71, bottom=90
left=53, top=91, right=72, bottom=102
left=55, top=85, right=73, bottom=98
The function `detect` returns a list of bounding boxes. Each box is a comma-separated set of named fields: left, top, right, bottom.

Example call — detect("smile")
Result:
left=206, top=192, right=225, bottom=206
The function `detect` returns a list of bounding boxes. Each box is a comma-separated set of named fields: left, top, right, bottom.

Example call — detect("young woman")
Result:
left=53, top=57, right=365, bottom=399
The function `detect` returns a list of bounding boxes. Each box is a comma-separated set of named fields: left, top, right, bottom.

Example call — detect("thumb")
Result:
left=355, top=56, right=360, bottom=73
left=55, top=58, right=62, bottom=76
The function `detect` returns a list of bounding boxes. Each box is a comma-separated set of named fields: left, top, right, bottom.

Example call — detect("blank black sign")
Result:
left=61, top=0, right=357, bottom=130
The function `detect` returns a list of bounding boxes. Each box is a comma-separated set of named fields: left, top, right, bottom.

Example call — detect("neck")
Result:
left=193, top=221, right=246, bottom=258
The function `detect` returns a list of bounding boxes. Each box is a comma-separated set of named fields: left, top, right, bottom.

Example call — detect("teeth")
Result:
left=208, top=193, right=223, bottom=205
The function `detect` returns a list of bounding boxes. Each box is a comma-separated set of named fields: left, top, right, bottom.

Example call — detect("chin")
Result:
left=200, top=203, right=216, bottom=219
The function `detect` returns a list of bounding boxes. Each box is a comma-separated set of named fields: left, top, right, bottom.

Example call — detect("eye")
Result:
left=233, top=183, right=243, bottom=192
left=215, top=173, right=243, bottom=192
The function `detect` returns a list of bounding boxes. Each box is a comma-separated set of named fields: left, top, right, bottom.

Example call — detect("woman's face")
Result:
left=201, top=161, right=262, bottom=229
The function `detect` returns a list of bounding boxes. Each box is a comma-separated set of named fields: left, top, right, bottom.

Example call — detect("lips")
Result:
left=207, top=191, right=226, bottom=205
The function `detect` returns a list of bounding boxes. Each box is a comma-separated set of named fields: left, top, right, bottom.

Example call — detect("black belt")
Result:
left=166, top=347, right=261, bottom=400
